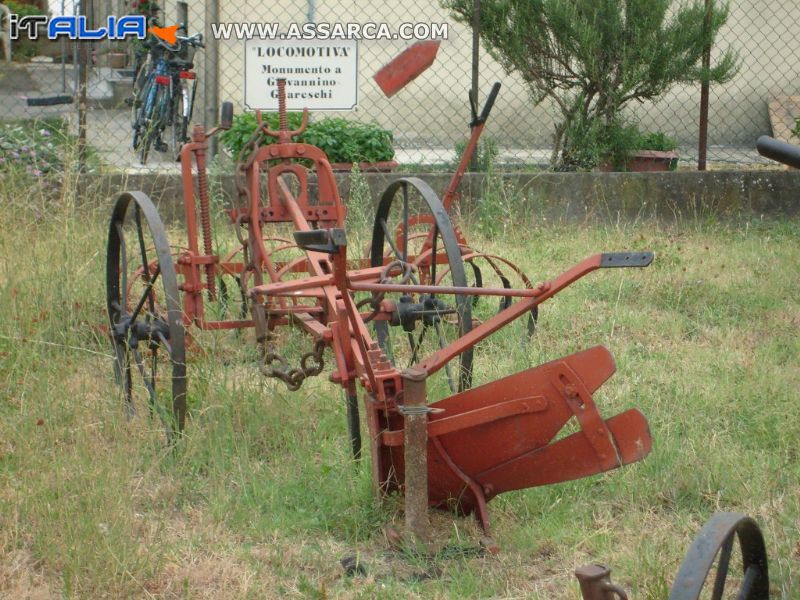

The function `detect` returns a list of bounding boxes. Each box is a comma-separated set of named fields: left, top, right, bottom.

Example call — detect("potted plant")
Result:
left=444, top=0, right=738, bottom=171
left=106, top=41, right=128, bottom=69
left=220, top=113, right=397, bottom=171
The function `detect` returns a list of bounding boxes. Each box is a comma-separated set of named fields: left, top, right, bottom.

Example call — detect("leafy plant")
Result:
left=562, top=115, right=679, bottom=170
left=220, top=112, right=304, bottom=158
left=0, top=118, right=75, bottom=176
left=4, top=0, right=46, bottom=18
left=443, top=0, right=738, bottom=169
left=5, top=1, right=48, bottom=59
left=453, top=136, right=499, bottom=172
left=301, top=118, right=394, bottom=164
left=220, top=114, right=395, bottom=165
left=638, top=131, right=678, bottom=152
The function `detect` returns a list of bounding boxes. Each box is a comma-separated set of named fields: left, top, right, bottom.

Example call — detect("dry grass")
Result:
left=1, top=172, right=799, bottom=598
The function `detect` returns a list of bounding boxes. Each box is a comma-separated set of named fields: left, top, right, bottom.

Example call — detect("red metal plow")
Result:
left=372, top=345, right=652, bottom=534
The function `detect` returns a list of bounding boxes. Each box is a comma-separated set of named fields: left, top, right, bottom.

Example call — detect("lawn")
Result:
left=0, top=176, right=798, bottom=599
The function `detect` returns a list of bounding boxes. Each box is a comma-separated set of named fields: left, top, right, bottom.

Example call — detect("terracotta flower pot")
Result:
left=108, top=53, right=128, bottom=69
left=599, top=150, right=678, bottom=172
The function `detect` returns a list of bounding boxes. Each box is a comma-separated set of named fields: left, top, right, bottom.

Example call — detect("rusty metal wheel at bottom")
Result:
left=107, top=191, right=187, bottom=442
left=669, top=512, right=769, bottom=600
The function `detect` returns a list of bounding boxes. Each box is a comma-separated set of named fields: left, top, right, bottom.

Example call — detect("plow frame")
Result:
left=108, top=76, right=655, bottom=545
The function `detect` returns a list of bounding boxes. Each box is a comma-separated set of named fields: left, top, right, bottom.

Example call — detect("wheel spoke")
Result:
left=401, top=182, right=409, bottom=262
left=134, top=204, right=156, bottom=317
left=711, top=532, right=735, bottom=600
left=129, top=264, right=161, bottom=325
left=434, top=320, right=456, bottom=393
left=131, top=347, right=172, bottom=433
left=735, top=565, right=760, bottom=600
left=429, top=225, right=439, bottom=292
left=409, top=325, right=427, bottom=366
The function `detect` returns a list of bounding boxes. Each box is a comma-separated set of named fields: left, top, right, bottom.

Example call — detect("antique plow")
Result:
left=106, top=77, right=654, bottom=544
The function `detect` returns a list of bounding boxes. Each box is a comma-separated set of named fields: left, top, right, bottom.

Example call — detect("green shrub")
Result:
left=219, top=112, right=304, bottom=158
left=5, top=1, right=48, bottom=59
left=562, top=115, right=678, bottom=170
left=5, top=1, right=46, bottom=18
left=638, top=131, right=678, bottom=152
left=444, top=0, right=737, bottom=169
left=220, top=114, right=395, bottom=165
left=300, top=118, right=394, bottom=164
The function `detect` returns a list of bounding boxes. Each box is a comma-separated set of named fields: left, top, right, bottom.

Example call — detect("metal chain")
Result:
left=257, top=331, right=326, bottom=392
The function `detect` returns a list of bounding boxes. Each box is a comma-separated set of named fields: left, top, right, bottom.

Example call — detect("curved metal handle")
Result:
left=602, top=582, right=629, bottom=600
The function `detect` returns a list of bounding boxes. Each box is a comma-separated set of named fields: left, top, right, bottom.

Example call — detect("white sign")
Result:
left=244, top=38, right=359, bottom=111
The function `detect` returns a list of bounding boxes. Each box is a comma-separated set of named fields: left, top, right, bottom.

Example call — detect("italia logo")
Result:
left=8, top=14, right=180, bottom=42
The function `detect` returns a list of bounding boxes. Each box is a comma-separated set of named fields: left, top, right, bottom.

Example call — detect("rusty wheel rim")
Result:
left=669, top=512, right=769, bottom=600
left=107, top=191, right=187, bottom=442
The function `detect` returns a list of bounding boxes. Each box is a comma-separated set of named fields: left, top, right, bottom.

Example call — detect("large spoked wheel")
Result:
left=370, top=177, right=473, bottom=394
left=669, top=512, right=769, bottom=600
left=107, top=191, right=187, bottom=441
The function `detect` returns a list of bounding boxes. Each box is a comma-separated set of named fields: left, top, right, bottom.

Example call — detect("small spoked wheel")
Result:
left=369, top=177, right=473, bottom=394
left=107, top=191, right=187, bottom=442
left=669, top=512, right=769, bottom=600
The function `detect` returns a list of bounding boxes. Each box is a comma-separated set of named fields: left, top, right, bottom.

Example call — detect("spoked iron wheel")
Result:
left=107, top=191, right=187, bottom=442
left=669, top=512, right=769, bottom=600
left=369, top=177, right=473, bottom=394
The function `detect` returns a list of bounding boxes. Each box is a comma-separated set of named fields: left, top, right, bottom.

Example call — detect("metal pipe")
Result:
left=349, top=281, right=544, bottom=298
left=401, top=367, right=429, bottom=547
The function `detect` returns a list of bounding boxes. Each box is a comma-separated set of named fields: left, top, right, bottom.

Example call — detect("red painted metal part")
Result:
left=373, top=40, right=441, bottom=97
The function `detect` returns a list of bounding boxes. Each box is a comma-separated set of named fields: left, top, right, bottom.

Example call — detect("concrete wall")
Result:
left=85, top=170, right=800, bottom=224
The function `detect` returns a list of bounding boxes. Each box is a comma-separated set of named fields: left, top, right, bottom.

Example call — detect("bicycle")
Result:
left=131, top=29, right=203, bottom=165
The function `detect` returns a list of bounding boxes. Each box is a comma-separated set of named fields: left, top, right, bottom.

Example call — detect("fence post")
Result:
left=470, top=0, right=481, bottom=171
left=77, top=0, right=92, bottom=172
left=697, top=0, right=712, bottom=171
left=205, top=0, right=220, bottom=157
left=401, top=367, right=430, bottom=549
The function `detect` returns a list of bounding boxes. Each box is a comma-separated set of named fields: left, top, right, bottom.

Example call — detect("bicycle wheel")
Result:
left=139, top=84, right=169, bottom=165
left=171, top=87, right=188, bottom=161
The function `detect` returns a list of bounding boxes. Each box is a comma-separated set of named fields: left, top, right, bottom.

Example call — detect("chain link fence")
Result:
left=1, top=0, right=798, bottom=171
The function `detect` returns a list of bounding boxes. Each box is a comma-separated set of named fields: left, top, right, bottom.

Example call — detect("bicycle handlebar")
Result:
left=756, top=135, right=800, bottom=169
